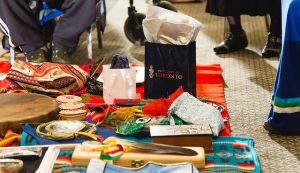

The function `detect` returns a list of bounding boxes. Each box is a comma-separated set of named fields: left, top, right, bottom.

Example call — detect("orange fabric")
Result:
left=196, top=64, right=230, bottom=136
left=0, top=61, right=11, bottom=73
left=142, top=99, right=171, bottom=116
left=0, top=130, right=21, bottom=147
left=142, top=87, right=184, bottom=116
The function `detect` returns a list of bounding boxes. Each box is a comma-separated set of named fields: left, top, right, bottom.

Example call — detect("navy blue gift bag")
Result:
left=144, top=41, right=196, bottom=99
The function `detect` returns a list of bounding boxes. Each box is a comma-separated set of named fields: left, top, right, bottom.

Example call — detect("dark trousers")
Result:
left=269, top=0, right=282, bottom=37
left=0, top=0, right=96, bottom=53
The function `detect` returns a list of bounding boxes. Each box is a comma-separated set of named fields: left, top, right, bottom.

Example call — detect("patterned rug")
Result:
left=201, top=136, right=261, bottom=173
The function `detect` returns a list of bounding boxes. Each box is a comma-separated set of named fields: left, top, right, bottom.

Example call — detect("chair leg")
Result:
left=96, top=0, right=105, bottom=49
left=10, top=47, right=15, bottom=64
left=87, top=27, right=93, bottom=64
left=96, top=24, right=103, bottom=49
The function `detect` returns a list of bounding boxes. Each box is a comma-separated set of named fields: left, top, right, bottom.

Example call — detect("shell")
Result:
left=45, top=120, right=85, bottom=134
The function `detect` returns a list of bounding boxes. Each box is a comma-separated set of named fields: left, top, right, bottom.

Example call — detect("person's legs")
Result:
left=0, top=0, right=47, bottom=62
left=265, top=0, right=300, bottom=134
left=269, top=0, right=282, bottom=37
left=262, top=0, right=282, bottom=57
left=51, top=0, right=96, bottom=64
left=227, top=16, right=243, bottom=34
left=214, top=15, right=248, bottom=54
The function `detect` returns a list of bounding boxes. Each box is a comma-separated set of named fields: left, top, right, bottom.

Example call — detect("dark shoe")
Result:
left=214, top=32, right=248, bottom=54
left=263, top=122, right=280, bottom=134
left=262, top=33, right=281, bottom=58
left=24, top=49, right=47, bottom=63
left=264, top=122, right=300, bottom=135
left=51, top=45, right=72, bottom=64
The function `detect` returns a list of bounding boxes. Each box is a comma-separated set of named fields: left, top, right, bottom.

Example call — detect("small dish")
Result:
left=45, top=120, right=85, bottom=134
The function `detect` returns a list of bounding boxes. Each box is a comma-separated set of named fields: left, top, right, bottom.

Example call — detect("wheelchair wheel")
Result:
left=157, top=1, right=177, bottom=12
left=124, top=13, right=146, bottom=45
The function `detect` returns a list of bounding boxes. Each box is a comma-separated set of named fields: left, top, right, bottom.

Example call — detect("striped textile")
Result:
left=201, top=136, right=260, bottom=173
left=0, top=129, right=21, bottom=147
left=6, top=60, right=88, bottom=95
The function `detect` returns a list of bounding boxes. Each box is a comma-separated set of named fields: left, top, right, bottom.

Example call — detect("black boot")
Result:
left=51, top=45, right=72, bottom=64
left=263, top=122, right=279, bottom=134
left=214, top=31, right=248, bottom=54
left=262, top=33, right=281, bottom=58
left=24, top=48, right=47, bottom=63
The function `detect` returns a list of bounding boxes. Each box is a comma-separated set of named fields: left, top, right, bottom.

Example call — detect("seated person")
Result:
left=264, top=0, right=300, bottom=134
left=0, top=0, right=96, bottom=63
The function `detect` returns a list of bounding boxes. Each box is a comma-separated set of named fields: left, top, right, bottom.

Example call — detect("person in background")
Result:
left=264, top=0, right=300, bottom=134
left=0, top=0, right=96, bottom=64
left=206, top=0, right=281, bottom=58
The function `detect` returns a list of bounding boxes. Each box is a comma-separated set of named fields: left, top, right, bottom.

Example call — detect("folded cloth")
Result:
left=204, top=136, right=261, bottom=173
left=0, top=129, right=21, bottom=147
left=6, top=60, right=88, bottom=95
left=168, top=92, right=224, bottom=136
left=21, top=120, right=115, bottom=145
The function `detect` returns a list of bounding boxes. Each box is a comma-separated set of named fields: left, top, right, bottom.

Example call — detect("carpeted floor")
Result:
left=1, top=0, right=300, bottom=172
left=172, top=2, right=300, bottom=173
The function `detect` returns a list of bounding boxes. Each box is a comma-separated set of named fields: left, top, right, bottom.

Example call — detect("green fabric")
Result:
left=161, top=115, right=185, bottom=125
left=116, top=119, right=145, bottom=135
